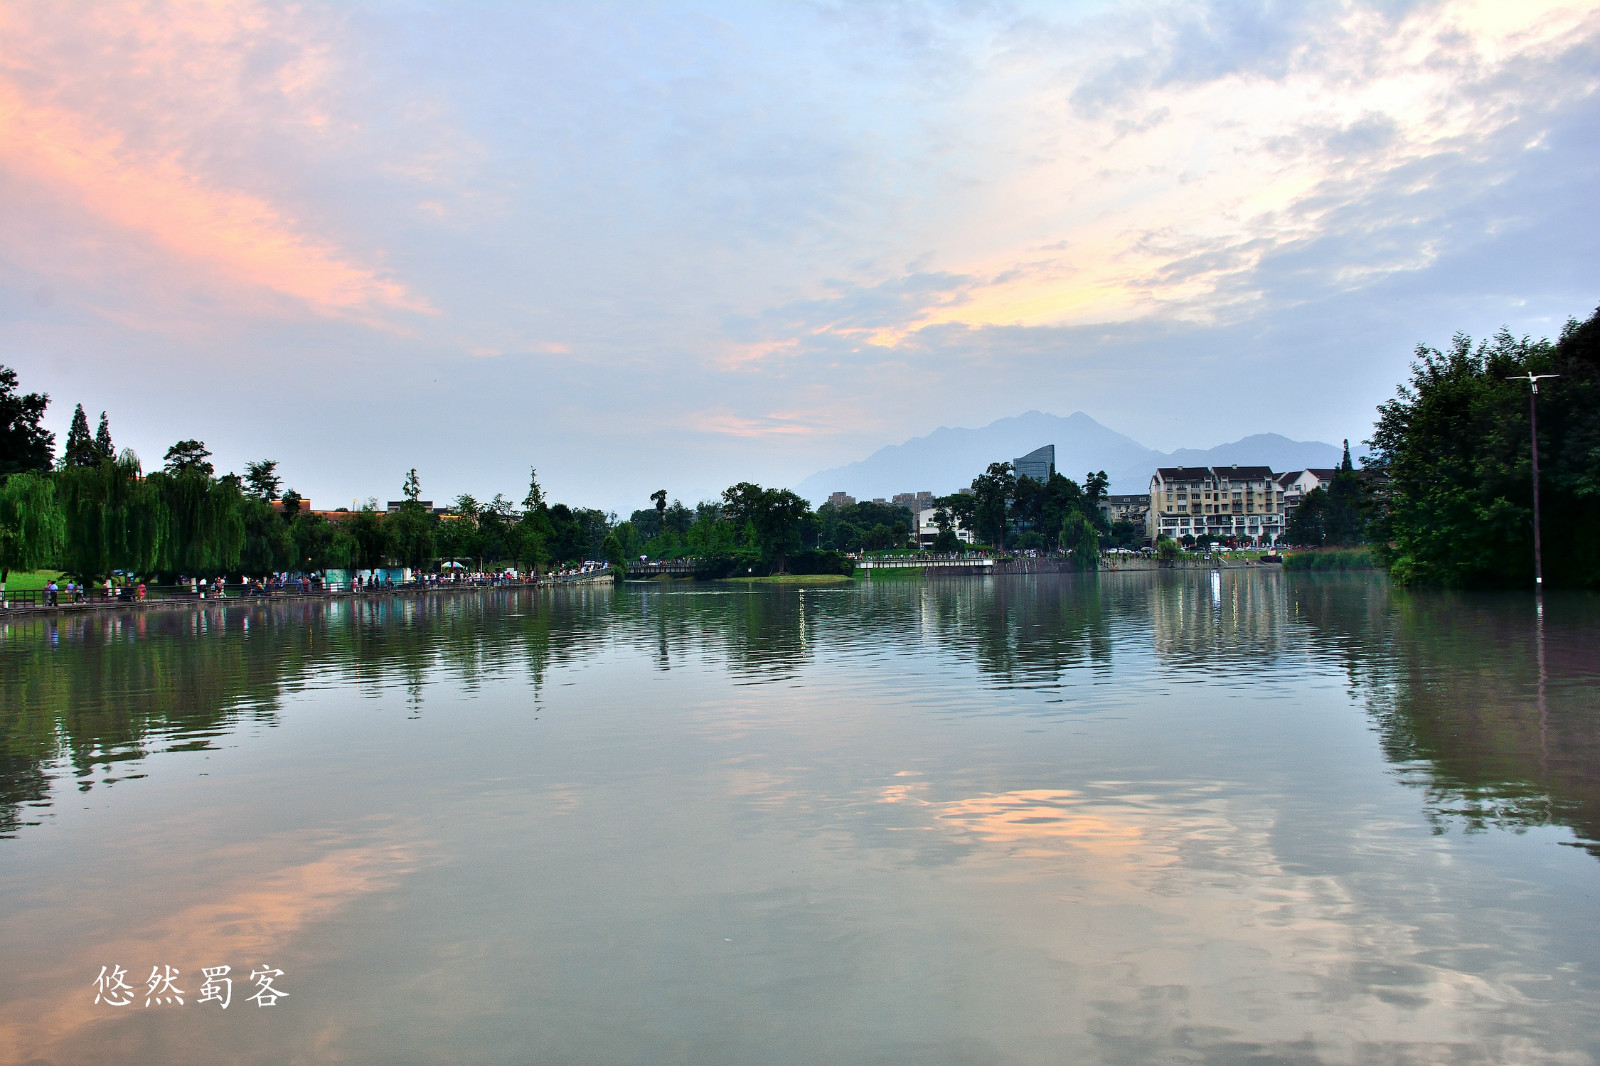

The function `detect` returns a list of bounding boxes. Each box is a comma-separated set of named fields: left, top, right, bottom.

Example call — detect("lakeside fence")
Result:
left=1, top=565, right=615, bottom=614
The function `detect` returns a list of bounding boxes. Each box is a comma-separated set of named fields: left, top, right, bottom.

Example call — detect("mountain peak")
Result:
left=793, top=413, right=1353, bottom=502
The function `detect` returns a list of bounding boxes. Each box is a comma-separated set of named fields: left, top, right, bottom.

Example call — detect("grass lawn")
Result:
left=2, top=570, right=65, bottom=591
left=721, top=574, right=855, bottom=586
left=856, top=567, right=925, bottom=581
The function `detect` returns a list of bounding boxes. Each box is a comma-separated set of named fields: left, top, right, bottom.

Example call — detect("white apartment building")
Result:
left=1147, top=465, right=1286, bottom=546
left=1276, top=469, right=1338, bottom=515
left=916, top=507, right=974, bottom=548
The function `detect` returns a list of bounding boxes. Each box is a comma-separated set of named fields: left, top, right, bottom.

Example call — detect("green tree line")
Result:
left=1271, top=304, right=1598, bottom=588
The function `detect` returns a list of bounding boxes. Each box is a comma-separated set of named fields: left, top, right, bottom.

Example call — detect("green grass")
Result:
left=856, top=566, right=925, bottom=581
left=2, top=570, right=65, bottom=591
left=721, top=574, right=856, bottom=586
left=1283, top=548, right=1377, bottom=571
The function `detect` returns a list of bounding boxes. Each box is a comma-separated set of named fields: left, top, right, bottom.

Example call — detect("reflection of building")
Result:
left=1147, top=465, right=1285, bottom=545
left=1099, top=494, right=1149, bottom=534
left=916, top=507, right=974, bottom=547
left=1012, top=444, right=1055, bottom=484
left=825, top=491, right=856, bottom=510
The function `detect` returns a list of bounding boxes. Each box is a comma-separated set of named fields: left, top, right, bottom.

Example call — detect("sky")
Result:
left=3, top=0, right=1597, bottom=514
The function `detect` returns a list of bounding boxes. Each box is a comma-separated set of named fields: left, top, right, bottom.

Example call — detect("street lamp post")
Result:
left=1508, top=372, right=1559, bottom=588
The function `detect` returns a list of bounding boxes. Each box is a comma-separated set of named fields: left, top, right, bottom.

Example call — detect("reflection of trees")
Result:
left=1146, top=568, right=1293, bottom=669
left=921, top=576, right=1112, bottom=687
left=0, top=588, right=616, bottom=838
left=1291, top=576, right=1600, bottom=856
left=605, top=576, right=1116, bottom=690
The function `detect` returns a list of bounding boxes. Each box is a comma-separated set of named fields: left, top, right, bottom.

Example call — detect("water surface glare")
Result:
left=3, top=571, right=1599, bottom=1064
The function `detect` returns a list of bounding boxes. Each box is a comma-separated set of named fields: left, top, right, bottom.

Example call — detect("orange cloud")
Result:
left=0, top=81, right=429, bottom=321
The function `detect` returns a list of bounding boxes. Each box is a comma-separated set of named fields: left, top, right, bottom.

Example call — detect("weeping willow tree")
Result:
left=0, top=471, right=66, bottom=590
left=1061, top=511, right=1100, bottom=571
left=149, top=469, right=244, bottom=579
left=55, top=452, right=166, bottom=582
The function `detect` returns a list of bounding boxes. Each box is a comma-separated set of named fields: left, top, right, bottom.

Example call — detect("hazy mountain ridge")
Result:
left=795, top=411, right=1359, bottom=502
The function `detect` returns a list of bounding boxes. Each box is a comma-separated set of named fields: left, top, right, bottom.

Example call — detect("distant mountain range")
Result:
left=794, top=411, right=1362, bottom=502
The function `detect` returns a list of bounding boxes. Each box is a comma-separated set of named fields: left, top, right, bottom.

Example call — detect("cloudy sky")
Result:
left=3, top=1, right=1596, bottom=512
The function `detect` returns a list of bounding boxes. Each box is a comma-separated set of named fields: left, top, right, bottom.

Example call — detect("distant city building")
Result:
left=891, top=490, right=935, bottom=514
left=1012, top=444, right=1055, bottom=483
left=1098, top=494, right=1149, bottom=531
left=915, top=507, right=974, bottom=548
left=1147, top=465, right=1285, bottom=545
left=386, top=500, right=435, bottom=512
left=872, top=497, right=888, bottom=506
left=956, top=487, right=975, bottom=496
left=825, top=491, right=856, bottom=510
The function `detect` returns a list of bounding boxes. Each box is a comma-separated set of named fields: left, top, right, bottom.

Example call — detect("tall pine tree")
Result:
left=94, top=411, right=114, bottom=462
left=63, top=404, right=99, bottom=467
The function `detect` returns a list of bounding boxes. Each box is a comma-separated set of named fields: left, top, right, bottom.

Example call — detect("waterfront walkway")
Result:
left=0, top=565, right=615, bottom=617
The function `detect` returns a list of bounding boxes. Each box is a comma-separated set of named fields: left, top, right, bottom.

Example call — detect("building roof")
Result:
left=1153, top=466, right=1212, bottom=482
left=1276, top=470, right=1302, bottom=486
left=1305, top=468, right=1339, bottom=482
left=1215, top=465, right=1275, bottom=481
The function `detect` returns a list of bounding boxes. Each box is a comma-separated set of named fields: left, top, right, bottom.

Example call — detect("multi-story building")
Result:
left=1276, top=469, right=1337, bottom=515
left=1146, top=465, right=1286, bottom=546
left=825, top=491, right=856, bottom=510
left=1098, top=494, right=1149, bottom=533
left=915, top=507, right=974, bottom=548
left=1012, top=444, right=1055, bottom=484
left=891, top=490, right=935, bottom=514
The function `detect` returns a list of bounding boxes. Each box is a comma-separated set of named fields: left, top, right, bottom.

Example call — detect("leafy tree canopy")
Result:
left=0, top=365, right=54, bottom=475
left=163, top=439, right=214, bottom=477
left=1369, top=308, right=1600, bottom=588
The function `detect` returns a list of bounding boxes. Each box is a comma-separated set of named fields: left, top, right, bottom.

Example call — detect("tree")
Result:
left=280, top=489, right=303, bottom=518
left=386, top=470, right=434, bottom=571
left=0, top=365, right=54, bottom=475
left=163, top=439, right=214, bottom=476
left=601, top=530, right=627, bottom=579
left=1061, top=511, right=1099, bottom=570
left=150, top=467, right=243, bottom=578
left=1085, top=470, right=1109, bottom=505
left=0, top=472, right=65, bottom=590
left=652, top=488, right=667, bottom=530
left=56, top=453, right=166, bottom=582
left=238, top=496, right=291, bottom=576
left=94, top=412, right=114, bottom=463
left=1369, top=309, right=1600, bottom=588
left=244, top=460, right=282, bottom=500
left=63, top=404, right=99, bottom=467
left=721, top=482, right=811, bottom=572
left=970, top=462, right=1016, bottom=549
left=346, top=506, right=388, bottom=571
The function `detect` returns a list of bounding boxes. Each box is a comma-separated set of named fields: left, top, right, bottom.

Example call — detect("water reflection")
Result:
left=2, top=573, right=1599, bottom=1065
left=5, top=575, right=1598, bottom=852
left=1290, top=577, right=1600, bottom=854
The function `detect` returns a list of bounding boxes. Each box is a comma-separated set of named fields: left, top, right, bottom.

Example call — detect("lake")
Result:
left=2, top=570, right=1598, bottom=1065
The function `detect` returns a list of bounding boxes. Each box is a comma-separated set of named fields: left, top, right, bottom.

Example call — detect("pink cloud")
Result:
left=0, top=3, right=432, bottom=328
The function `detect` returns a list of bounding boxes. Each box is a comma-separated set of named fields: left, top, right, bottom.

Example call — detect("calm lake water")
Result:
left=2, top=570, right=1599, bottom=1065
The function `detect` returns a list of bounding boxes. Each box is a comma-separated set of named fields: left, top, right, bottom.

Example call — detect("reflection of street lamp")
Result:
left=1507, top=372, right=1559, bottom=588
